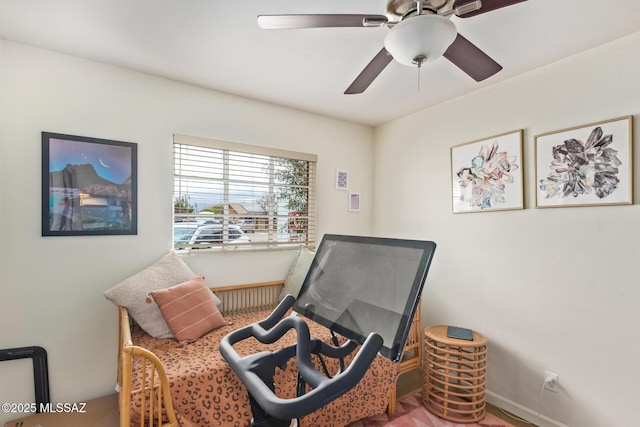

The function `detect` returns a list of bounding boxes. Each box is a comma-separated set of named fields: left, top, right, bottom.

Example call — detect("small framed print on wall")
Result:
left=451, top=130, right=524, bottom=213
left=349, top=193, right=360, bottom=212
left=535, top=116, right=633, bottom=208
left=42, top=132, right=138, bottom=236
left=336, top=170, right=348, bottom=190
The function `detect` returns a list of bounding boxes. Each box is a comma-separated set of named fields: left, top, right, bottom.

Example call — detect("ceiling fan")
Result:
left=257, top=0, right=527, bottom=94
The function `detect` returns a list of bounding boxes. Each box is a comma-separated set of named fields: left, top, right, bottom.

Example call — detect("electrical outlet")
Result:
left=544, top=370, right=559, bottom=392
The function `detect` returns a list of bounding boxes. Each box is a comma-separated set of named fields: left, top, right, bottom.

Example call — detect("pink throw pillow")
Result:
left=147, top=276, right=227, bottom=345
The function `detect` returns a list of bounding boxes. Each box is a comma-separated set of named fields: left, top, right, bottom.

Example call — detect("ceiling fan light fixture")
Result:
left=384, top=14, right=457, bottom=67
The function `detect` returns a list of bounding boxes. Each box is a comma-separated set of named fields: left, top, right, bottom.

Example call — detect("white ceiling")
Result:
left=1, top=0, right=640, bottom=127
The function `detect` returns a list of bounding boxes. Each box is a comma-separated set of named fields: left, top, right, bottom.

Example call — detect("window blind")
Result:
left=173, top=135, right=317, bottom=252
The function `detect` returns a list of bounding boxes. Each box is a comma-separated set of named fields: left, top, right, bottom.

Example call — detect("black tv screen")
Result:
left=293, top=234, right=436, bottom=361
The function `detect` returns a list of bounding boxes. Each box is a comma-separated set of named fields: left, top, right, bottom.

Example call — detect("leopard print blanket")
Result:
left=130, top=310, right=396, bottom=427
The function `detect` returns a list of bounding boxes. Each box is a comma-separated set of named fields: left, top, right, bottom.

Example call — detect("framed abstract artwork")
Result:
left=42, top=132, right=138, bottom=236
left=451, top=130, right=524, bottom=213
left=535, top=116, right=633, bottom=208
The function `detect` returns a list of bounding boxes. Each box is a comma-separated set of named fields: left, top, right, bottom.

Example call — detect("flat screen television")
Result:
left=293, top=234, right=436, bottom=362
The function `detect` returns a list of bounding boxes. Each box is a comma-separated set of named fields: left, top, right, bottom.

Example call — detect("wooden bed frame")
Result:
left=117, top=280, right=422, bottom=426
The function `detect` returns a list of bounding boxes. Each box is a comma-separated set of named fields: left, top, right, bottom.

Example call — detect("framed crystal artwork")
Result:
left=451, top=130, right=524, bottom=213
left=535, top=116, right=633, bottom=208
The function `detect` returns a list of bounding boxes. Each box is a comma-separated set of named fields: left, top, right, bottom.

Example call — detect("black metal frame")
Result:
left=0, top=346, right=50, bottom=413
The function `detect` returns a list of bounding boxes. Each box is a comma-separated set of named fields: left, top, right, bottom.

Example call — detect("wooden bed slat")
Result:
left=212, top=280, right=284, bottom=316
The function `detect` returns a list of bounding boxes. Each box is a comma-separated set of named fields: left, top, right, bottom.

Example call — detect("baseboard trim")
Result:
left=486, top=390, right=569, bottom=427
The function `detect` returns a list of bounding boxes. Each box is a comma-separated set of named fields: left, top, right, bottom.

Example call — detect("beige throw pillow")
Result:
left=104, top=252, right=220, bottom=338
left=278, top=246, right=315, bottom=301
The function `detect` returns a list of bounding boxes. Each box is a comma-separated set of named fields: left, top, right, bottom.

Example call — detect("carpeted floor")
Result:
left=348, top=389, right=515, bottom=427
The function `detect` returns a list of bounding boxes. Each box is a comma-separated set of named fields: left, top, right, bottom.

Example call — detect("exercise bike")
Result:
left=220, top=234, right=436, bottom=427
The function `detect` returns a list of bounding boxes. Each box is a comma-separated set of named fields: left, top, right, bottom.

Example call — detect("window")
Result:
left=173, top=134, right=317, bottom=251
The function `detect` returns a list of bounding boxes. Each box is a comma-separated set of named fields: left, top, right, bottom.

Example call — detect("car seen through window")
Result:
left=174, top=223, right=250, bottom=250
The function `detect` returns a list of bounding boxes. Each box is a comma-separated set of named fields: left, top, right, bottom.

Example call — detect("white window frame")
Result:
left=173, top=134, right=317, bottom=252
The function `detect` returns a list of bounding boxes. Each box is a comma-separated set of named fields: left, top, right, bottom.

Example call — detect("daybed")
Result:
left=117, top=280, right=422, bottom=427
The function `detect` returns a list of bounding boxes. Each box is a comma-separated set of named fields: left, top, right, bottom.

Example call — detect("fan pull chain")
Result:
left=412, top=54, right=427, bottom=93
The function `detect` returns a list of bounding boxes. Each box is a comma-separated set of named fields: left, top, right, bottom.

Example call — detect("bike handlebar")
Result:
left=219, top=295, right=383, bottom=420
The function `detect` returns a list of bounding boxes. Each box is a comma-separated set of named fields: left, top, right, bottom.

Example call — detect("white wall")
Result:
left=0, top=41, right=374, bottom=424
left=373, top=32, right=640, bottom=427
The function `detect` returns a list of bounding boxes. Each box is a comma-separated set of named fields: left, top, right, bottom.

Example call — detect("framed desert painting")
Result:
left=42, top=132, right=138, bottom=236
left=451, top=130, right=524, bottom=213
left=535, top=116, right=633, bottom=208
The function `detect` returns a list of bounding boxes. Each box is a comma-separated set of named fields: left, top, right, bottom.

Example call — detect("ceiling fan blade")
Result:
left=257, top=14, right=388, bottom=29
left=344, top=48, right=393, bottom=94
left=443, top=34, right=502, bottom=81
left=454, top=0, right=527, bottom=17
